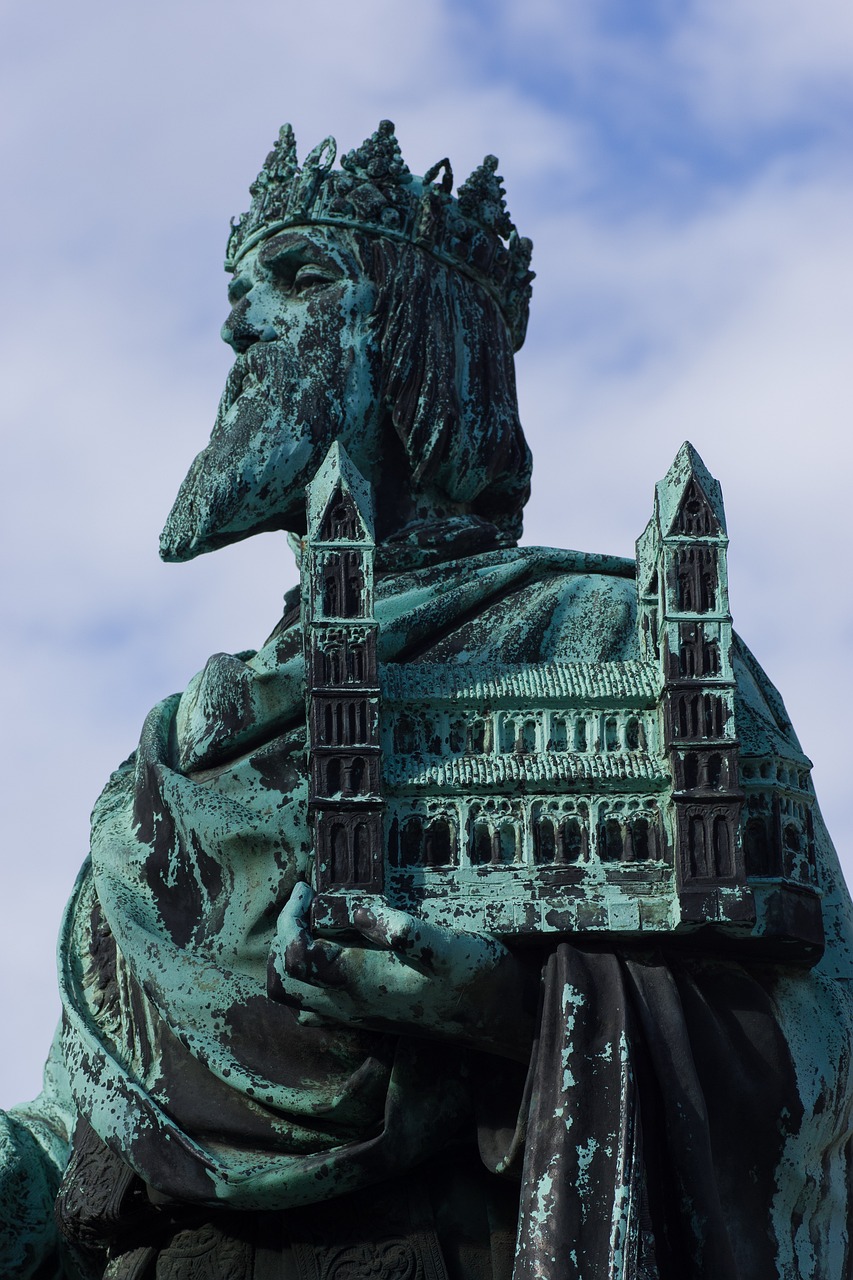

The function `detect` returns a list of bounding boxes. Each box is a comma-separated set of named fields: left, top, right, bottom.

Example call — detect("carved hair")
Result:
left=358, top=234, right=533, bottom=542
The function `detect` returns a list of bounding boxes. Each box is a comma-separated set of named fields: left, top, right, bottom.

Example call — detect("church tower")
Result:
left=303, top=443, right=383, bottom=896
left=637, top=443, right=752, bottom=926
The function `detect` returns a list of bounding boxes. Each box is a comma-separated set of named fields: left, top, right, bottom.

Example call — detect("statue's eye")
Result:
left=292, top=264, right=338, bottom=293
left=227, top=274, right=252, bottom=305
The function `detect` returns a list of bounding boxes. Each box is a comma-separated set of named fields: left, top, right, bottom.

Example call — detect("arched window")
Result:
left=535, top=816, right=556, bottom=864
left=325, top=758, right=341, bottom=796
left=323, top=567, right=340, bottom=617
left=562, top=817, right=583, bottom=862
left=744, top=817, right=773, bottom=876
left=449, top=719, right=466, bottom=754
left=401, top=818, right=423, bottom=867
left=713, top=816, right=732, bottom=876
left=328, top=497, right=357, bottom=540
left=521, top=720, right=537, bottom=753
left=625, top=718, right=641, bottom=751
left=425, top=819, right=453, bottom=867
left=325, top=647, right=343, bottom=684
left=349, top=757, right=365, bottom=793
left=632, top=817, right=650, bottom=861
left=330, top=822, right=349, bottom=882
left=496, top=824, right=517, bottom=864
left=574, top=718, right=587, bottom=752
left=703, top=695, right=722, bottom=738
left=702, top=640, right=720, bottom=676
left=468, top=721, right=487, bottom=753
left=353, top=824, right=371, bottom=883
left=683, top=753, right=699, bottom=789
left=688, top=816, right=707, bottom=876
left=550, top=718, right=567, bottom=751
left=347, top=644, right=364, bottom=683
left=707, top=754, right=723, bottom=789
left=342, top=552, right=364, bottom=617
left=601, top=819, right=623, bottom=862
left=784, top=824, right=802, bottom=854
left=472, top=822, right=492, bottom=866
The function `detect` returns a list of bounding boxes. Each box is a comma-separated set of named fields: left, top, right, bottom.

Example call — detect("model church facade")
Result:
left=304, top=442, right=823, bottom=961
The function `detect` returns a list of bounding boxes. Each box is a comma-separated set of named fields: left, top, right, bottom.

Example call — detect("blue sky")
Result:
left=1, top=0, right=852, bottom=1106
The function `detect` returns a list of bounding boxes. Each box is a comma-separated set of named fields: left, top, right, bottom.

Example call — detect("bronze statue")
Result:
left=1, top=120, right=852, bottom=1280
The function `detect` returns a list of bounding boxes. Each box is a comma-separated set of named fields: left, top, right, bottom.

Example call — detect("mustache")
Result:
left=216, top=341, right=299, bottom=425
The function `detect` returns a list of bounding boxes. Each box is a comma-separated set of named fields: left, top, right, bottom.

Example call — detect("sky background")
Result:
left=1, top=0, right=851, bottom=1108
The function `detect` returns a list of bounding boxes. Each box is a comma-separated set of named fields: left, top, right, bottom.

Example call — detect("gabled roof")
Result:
left=306, top=441, right=375, bottom=541
left=654, top=441, right=727, bottom=539
left=384, top=750, right=666, bottom=792
left=380, top=659, right=661, bottom=705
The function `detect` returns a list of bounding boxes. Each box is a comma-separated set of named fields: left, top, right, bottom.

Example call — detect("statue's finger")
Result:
left=349, top=900, right=417, bottom=952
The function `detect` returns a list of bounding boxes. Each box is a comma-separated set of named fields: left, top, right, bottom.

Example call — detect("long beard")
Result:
left=159, top=342, right=333, bottom=563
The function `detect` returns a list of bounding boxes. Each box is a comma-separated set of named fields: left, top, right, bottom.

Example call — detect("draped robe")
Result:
left=15, top=536, right=853, bottom=1277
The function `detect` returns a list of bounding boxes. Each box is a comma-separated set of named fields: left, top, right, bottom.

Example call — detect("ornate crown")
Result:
left=225, top=120, right=534, bottom=350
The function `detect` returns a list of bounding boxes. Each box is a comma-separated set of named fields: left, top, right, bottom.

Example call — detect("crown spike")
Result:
left=457, top=155, right=514, bottom=239
left=342, top=119, right=411, bottom=185
left=303, top=135, right=337, bottom=175
left=423, top=157, right=453, bottom=194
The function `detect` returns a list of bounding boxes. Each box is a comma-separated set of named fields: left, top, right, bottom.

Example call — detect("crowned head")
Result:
left=225, top=120, right=534, bottom=352
left=160, top=122, right=534, bottom=564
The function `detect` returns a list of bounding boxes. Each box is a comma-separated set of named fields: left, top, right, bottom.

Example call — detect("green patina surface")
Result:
left=2, top=120, right=852, bottom=1280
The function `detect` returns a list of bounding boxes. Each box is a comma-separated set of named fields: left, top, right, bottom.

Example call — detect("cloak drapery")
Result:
left=39, top=538, right=853, bottom=1276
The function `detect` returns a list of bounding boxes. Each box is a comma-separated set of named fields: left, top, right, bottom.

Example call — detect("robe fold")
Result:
left=46, top=539, right=853, bottom=1276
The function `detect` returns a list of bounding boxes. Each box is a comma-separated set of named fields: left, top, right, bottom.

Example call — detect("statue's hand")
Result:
left=268, top=883, right=535, bottom=1061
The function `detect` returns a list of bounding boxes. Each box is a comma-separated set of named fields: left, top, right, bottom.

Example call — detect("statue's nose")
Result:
left=221, top=298, right=278, bottom=353
left=221, top=300, right=259, bottom=354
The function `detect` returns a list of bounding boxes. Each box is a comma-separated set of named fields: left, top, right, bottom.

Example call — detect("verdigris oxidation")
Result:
left=1, top=120, right=851, bottom=1280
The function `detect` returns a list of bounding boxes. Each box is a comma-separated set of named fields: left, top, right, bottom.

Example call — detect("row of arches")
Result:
left=319, top=550, right=368, bottom=620
left=315, top=636, right=373, bottom=687
left=675, top=622, right=721, bottom=678
left=676, top=750, right=734, bottom=792
left=680, top=810, right=735, bottom=879
left=315, top=698, right=376, bottom=749
left=317, top=754, right=377, bottom=798
left=386, top=804, right=666, bottom=870
left=744, top=817, right=814, bottom=881
left=674, top=544, right=717, bottom=614
left=391, top=710, right=649, bottom=758
left=671, top=691, right=726, bottom=742
left=321, top=818, right=379, bottom=888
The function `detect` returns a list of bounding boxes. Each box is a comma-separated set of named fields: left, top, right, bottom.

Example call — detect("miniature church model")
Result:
left=305, top=441, right=823, bottom=963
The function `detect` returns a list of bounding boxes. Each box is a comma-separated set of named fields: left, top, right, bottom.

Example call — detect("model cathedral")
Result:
left=304, top=442, right=823, bottom=961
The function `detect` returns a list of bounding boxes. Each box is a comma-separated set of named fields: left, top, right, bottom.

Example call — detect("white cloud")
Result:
left=673, top=0, right=853, bottom=128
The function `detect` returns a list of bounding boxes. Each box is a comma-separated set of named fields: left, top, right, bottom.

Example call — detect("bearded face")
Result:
left=159, top=228, right=382, bottom=562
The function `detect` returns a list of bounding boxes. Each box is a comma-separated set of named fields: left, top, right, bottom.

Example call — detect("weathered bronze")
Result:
left=1, top=120, right=852, bottom=1280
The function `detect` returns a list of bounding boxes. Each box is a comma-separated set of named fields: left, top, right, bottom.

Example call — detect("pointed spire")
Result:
left=457, top=155, right=514, bottom=238
left=656, top=442, right=727, bottom=538
left=307, top=442, right=375, bottom=542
